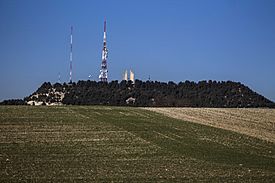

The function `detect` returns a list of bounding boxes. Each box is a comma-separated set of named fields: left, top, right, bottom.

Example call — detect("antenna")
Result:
left=58, top=72, right=61, bottom=83
left=69, top=26, right=73, bottom=83
left=99, top=19, right=108, bottom=82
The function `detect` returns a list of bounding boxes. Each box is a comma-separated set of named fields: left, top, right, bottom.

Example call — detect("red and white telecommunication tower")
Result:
left=99, top=19, right=108, bottom=82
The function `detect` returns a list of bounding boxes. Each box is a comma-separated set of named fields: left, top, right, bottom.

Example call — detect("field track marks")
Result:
left=153, top=131, right=177, bottom=141
left=64, top=107, right=90, bottom=119
left=144, top=108, right=275, bottom=143
left=1, top=106, right=275, bottom=181
left=71, top=107, right=161, bottom=149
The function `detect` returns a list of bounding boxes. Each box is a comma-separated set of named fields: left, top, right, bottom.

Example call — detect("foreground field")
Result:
left=145, top=108, right=275, bottom=143
left=0, top=106, right=274, bottom=182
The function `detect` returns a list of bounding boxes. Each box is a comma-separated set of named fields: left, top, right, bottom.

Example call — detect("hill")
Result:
left=23, top=80, right=275, bottom=107
left=0, top=106, right=274, bottom=182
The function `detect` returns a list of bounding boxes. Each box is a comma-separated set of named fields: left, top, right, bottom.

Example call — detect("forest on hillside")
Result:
left=17, top=80, right=275, bottom=108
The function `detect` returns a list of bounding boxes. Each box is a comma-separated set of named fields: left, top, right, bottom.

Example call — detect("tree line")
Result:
left=19, top=80, right=275, bottom=108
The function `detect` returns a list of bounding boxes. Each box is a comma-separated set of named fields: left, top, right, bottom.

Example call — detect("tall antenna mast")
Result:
left=99, top=19, right=108, bottom=82
left=69, top=26, right=73, bottom=83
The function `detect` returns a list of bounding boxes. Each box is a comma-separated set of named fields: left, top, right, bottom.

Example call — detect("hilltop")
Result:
left=18, top=80, right=274, bottom=107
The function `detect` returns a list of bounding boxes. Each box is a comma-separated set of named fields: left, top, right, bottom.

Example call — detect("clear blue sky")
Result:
left=0, top=0, right=275, bottom=102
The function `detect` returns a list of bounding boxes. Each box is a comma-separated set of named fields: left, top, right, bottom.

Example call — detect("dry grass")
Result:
left=144, top=108, right=275, bottom=143
left=1, top=106, right=274, bottom=182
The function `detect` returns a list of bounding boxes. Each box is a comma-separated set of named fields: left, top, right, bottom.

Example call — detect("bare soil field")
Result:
left=0, top=106, right=274, bottom=182
left=145, top=108, right=275, bottom=143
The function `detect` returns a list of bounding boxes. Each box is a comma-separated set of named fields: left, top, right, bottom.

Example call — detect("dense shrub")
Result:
left=58, top=80, right=274, bottom=108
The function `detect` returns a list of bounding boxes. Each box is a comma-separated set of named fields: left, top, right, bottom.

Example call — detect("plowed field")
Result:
left=145, top=108, right=275, bottom=143
left=0, top=106, right=274, bottom=182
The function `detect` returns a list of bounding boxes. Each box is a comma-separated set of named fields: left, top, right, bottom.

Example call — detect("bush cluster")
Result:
left=28, top=80, right=275, bottom=108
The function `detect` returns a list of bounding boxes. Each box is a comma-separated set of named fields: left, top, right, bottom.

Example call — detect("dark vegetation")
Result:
left=23, top=80, right=275, bottom=107
left=0, top=99, right=26, bottom=105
